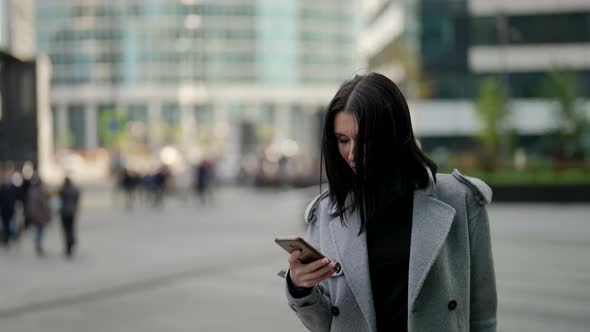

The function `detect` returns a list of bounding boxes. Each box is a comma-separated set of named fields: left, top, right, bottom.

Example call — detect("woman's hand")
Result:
left=288, top=250, right=336, bottom=288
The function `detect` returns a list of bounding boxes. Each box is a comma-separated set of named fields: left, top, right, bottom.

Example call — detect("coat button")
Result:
left=334, top=263, right=342, bottom=273
left=331, top=306, right=340, bottom=317
left=448, top=300, right=457, bottom=311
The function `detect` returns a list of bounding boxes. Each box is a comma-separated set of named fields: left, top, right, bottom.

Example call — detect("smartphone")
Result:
left=275, top=236, right=326, bottom=264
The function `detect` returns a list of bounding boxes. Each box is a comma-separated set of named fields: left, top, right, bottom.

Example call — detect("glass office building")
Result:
left=362, top=0, right=590, bottom=156
left=36, top=0, right=361, bottom=177
left=468, top=0, right=590, bottom=99
left=364, top=0, right=590, bottom=99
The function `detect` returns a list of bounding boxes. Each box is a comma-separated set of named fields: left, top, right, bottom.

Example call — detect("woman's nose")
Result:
left=348, top=141, right=355, bottom=162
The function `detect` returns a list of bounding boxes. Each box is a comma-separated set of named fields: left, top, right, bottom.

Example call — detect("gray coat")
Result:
left=283, top=170, right=497, bottom=332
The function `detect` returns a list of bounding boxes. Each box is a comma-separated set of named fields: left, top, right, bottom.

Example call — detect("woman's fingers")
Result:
left=288, top=251, right=330, bottom=273
left=298, top=263, right=335, bottom=286
left=301, top=269, right=335, bottom=288
left=300, top=257, right=331, bottom=273
left=287, top=250, right=301, bottom=265
left=289, top=255, right=335, bottom=288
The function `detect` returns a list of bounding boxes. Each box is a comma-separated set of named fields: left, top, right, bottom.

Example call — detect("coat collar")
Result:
left=327, top=170, right=456, bottom=330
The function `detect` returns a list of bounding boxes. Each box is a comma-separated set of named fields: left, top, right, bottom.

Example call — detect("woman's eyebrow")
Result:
left=334, top=133, right=348, bottom=137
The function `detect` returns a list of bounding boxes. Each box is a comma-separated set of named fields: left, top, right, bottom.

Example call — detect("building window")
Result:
left=471, top=13, right=590, bottom=46
left=421, top=14, right=455, bottom=63
left=67, top=104, right=86, bottom=150
left=162, top=103, right=180, bottom=126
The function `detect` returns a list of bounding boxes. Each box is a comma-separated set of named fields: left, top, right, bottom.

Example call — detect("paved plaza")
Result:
left=0, top=186, right=588, bottom=331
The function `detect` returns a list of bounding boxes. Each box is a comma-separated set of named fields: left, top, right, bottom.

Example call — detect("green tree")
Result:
left=541, top=69, right=589, bottom=161
left=475, top=78, right=511, bottom=170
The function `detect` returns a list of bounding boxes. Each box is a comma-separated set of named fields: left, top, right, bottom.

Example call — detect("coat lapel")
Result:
left=328, top=209, right=377, bottom=332
left=408, top=192, right=456, bottom=312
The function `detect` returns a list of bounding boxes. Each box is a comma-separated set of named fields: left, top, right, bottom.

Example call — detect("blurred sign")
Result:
left=109, top=120, right=118, bottom=133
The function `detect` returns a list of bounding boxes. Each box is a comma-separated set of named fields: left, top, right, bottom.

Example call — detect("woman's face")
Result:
left=334, top=111, right=358, bottom=173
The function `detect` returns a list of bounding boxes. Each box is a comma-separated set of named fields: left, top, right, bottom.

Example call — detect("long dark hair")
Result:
left=321, top=72, right=437, bottom=234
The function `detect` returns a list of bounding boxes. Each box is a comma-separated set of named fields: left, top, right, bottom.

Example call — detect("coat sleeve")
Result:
left=463, top=179, right=497, bottom=332
left=284, top=191, right=333, bottom=332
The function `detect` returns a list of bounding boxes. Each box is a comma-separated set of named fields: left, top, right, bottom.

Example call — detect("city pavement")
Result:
left=0, top=185, right=589, bottom=332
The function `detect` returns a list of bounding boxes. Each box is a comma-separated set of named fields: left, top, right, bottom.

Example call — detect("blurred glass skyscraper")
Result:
left=36, top=0, right=362, bottom=178
left=362, top=0, right=590, bottom=154
left=363, top=0, right=590, bottom=100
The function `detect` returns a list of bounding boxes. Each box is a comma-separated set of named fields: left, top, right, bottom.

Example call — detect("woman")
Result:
left=283, top=73, right=497, bottom=332
left=59, top=177, right=80, bottom=258
left=27, top=177, right=51, bottom=257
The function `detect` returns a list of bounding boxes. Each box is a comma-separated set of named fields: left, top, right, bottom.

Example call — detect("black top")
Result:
left=367, top=192, right=414, bottom=332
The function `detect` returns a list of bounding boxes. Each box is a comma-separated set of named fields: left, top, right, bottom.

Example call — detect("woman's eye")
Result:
left=338, top=139, right=349, bottom=144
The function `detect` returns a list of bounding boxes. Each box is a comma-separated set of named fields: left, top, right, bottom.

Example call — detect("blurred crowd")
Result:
left=1, top=153, right=218, bottom=259
left=109, top=153, right=217, bottom=210
left=0, top=162, right=80, bottom=258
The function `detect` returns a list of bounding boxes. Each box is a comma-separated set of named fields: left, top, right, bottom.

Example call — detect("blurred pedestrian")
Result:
left=27, top=178, right=51, bottom=257
left=20, top=171, right=33, bottom=230
left=122, top=168, right=138, bottom=211
left=59, top=177, right=80, bottom=258
left=278, top=155, right=289, bottom=188
left=283, top=73, right=496, bottom=331
left=109, top=149, right=125, bottom=180
left=0, top=167, right=19, bottom=247
left=153, top=165, right=168, bottom=206
left=195, top=159, right=214, bottom=205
